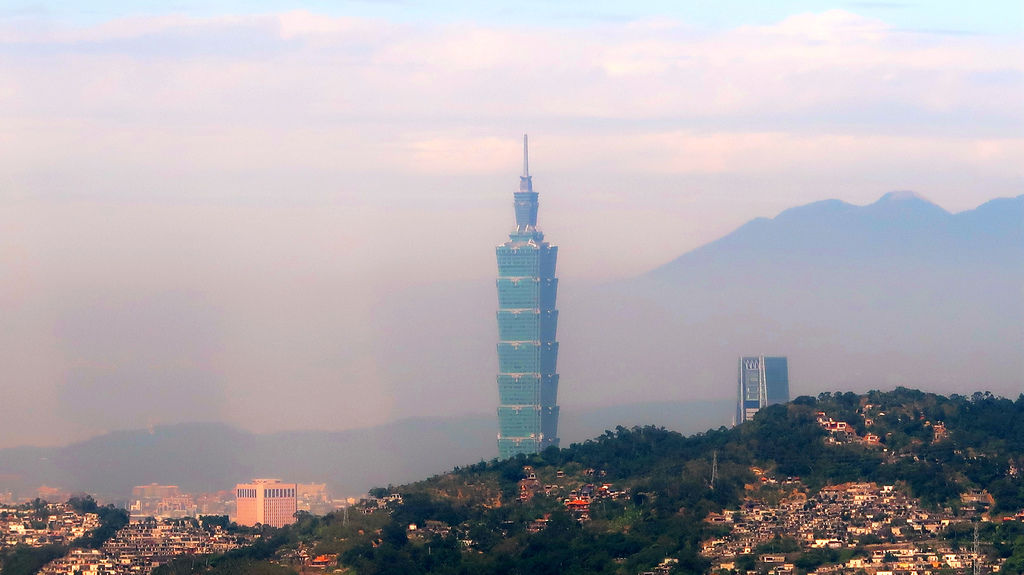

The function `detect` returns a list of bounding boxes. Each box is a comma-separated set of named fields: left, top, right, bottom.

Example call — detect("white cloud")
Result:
left=0, top=9, right=1018, bottom=202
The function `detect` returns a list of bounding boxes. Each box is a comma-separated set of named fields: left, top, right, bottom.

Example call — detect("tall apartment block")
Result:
left=495, top=135, right=560, bottom=459
left=234, top=478, right=297, bottom=527
left=737, top=355, right=790, bottom=423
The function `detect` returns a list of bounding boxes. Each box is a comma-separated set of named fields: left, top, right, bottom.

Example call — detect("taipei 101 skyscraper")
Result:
left=495, top=135, right=560, bottom=459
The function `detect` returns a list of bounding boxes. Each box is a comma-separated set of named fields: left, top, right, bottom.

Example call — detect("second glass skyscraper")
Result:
left=737, top=355, right=789, bottom=423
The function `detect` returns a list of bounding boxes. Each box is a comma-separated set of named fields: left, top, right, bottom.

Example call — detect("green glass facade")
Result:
left=496, top=136, right=560, bottom=459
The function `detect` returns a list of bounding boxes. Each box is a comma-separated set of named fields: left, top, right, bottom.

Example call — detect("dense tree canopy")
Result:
left=121, top=389, right=1024, bottom=574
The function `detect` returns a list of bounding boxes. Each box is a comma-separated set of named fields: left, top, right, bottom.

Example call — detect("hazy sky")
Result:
left=0, top=1, right=1021, bottom=447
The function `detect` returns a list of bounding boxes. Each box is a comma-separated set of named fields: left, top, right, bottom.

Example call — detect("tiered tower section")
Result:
left=496, top=135, right=560, bottom=459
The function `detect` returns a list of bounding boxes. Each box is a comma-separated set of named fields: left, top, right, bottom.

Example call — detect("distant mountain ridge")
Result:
left=651, top=192, right=1021, bottom=276
left=0, top=399, right=733, bottom=499
left=559, top=192, right=1023, bottom=407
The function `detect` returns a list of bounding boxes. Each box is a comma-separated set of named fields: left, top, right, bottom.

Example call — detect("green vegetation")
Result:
left=73, top=502, right=130, bottom=550
left=0, top=544, right=67, bottom=575
left=153, top=556, right=297, bottom=575
left=153, top=528, right=295, bottom=575
left=101, top=389, right=1024, bottom=573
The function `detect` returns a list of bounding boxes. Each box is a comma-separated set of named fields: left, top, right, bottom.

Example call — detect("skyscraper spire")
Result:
left=518, top=134, right=534, bottom=196
left=523, top=134, right=529, bottom=177
left=496, top=135, right=560, bottom=460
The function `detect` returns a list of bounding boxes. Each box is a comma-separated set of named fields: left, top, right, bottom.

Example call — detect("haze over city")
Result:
left=0, top=0, right=1021, bottom=449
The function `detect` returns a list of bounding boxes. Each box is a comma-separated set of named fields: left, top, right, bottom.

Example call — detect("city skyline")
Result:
left=0, top=1, right=1020, bottom=447
left=0, top=5, right=1019, bottom=572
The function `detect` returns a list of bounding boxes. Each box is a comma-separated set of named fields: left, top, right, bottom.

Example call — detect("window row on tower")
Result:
left=496, top=244, right=558, bottom=278
left=496, top=309, right=558, bottom=342
left=497, top=342, right=558, bottom=374
left=497, top=374, right=559, bottom=406
left=496, top=278, right=558, bottom=309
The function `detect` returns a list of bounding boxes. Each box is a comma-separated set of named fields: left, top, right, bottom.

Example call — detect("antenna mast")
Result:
left=523, top=134, right=529, bottom=177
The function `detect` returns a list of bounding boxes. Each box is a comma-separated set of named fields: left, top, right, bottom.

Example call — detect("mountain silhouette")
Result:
left=0, top=400, right=732, bottom=500
left=559, top=193, right=1023, bottom=408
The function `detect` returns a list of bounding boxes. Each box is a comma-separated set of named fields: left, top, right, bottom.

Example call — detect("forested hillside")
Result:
left=154, top=389, right=1024, bottom=574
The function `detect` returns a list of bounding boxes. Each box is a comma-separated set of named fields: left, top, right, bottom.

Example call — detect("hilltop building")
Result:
left=736, top=356, right=789, bottom=423
left=495, top=135, right=561, bottom=459
left=234, top=478, right=297, bottom=527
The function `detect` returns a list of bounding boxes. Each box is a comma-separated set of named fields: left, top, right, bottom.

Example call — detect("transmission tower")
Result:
left=973, top=522, right=981, bottom=575
left=710, top=451, right=718, bottom=490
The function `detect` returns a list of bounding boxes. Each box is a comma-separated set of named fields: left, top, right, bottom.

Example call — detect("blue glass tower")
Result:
left=495, top=135, right=560, bottom=459
left=737, top=355, right=789, bottom=423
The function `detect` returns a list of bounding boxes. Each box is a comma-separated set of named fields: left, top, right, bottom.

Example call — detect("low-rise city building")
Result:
left=234, top=478, right=297, bottom=528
